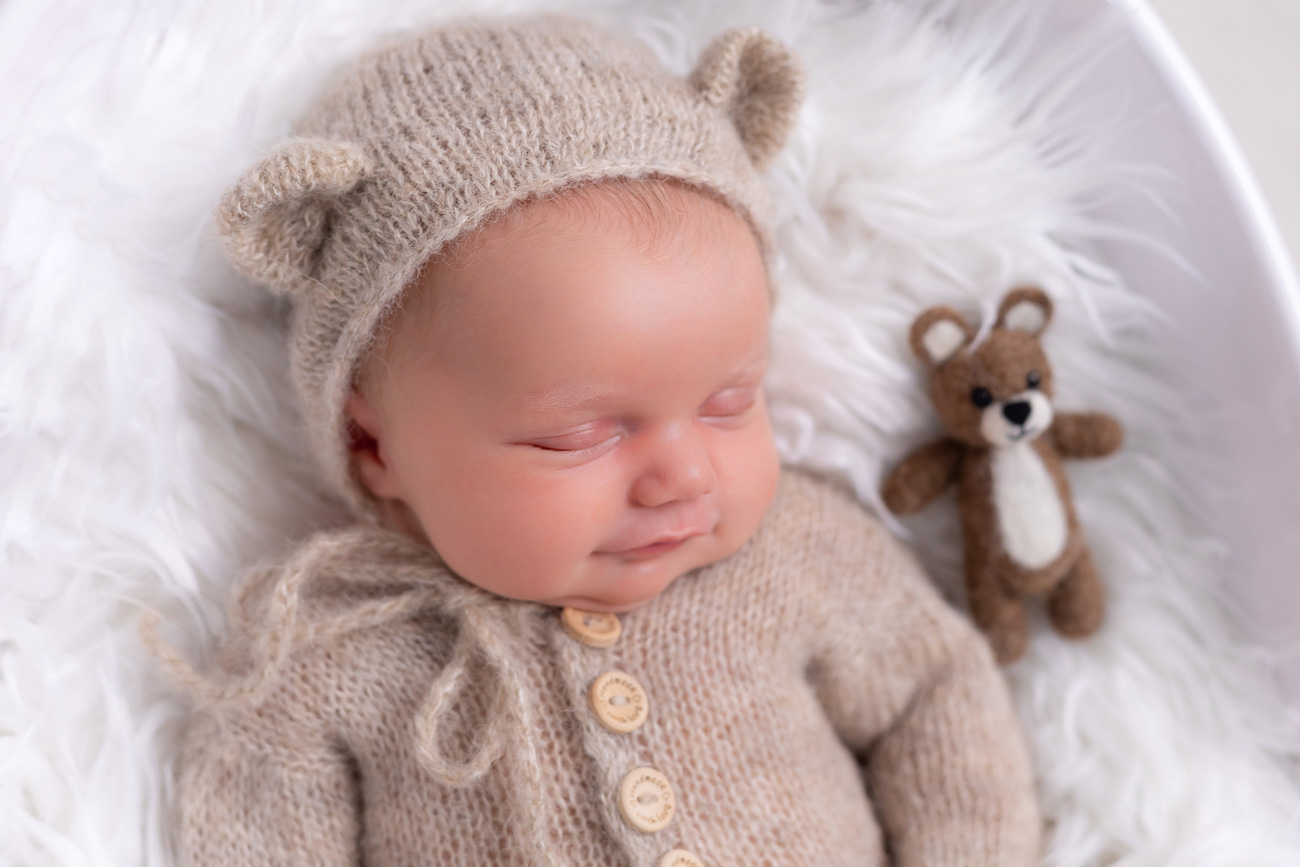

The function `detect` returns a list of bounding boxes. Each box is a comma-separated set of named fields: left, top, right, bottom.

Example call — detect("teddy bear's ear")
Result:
left=995, top=287, right=1053, bottom=336
left=910, top=307, right=975, bottom=368
left=689, top=28, right=805, bottom=171
left=215, top=137, right=372, bottom=297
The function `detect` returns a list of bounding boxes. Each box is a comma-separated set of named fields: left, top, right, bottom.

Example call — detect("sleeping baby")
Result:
left=156, top=14, right=1043, bottom=867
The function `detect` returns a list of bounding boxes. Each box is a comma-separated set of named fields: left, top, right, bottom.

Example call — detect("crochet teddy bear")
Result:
left=882, top=288, right=1123, bottom=663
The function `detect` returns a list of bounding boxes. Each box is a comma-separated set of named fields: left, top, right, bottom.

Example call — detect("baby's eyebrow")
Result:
left=519, top=383, right=620, bottom=414
left=519, top=355, right=768, bottom=415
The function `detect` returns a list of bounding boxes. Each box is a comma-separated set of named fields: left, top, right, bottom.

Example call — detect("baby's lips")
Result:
left=598, top=513, right=717, bottom=554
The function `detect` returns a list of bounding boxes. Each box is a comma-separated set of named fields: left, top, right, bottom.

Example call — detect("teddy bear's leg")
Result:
left=966, top=564, right=1030, bottom=664
left=1046, top=548, right=1105, bottom=638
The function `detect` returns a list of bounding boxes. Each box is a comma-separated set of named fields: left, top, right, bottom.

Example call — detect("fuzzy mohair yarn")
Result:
left=169, top=470, right=1040, bottom=867
left=214, top=15, right=804, bottom=519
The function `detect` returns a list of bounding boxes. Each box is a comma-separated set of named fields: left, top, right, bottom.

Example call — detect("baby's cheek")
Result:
left=707, top=418, right=781, bottom=561
left=429, top=456, right=616, bottom=595
left=740, top=422, right=781, bottom=520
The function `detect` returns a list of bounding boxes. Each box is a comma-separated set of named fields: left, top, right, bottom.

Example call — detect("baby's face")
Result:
left=347, top=182, right=779, bottom=612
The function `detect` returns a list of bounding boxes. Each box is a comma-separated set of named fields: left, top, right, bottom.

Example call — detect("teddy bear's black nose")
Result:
left=1002, top=401, right=1032, bottom=426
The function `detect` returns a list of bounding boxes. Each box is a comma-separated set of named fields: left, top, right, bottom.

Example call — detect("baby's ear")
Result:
left=690, top=28, right=805, bottom=171
left=995, top=287, right=1053, bottom=336
left=215, top=137, right=371, bottom=296
left=344, top=387, right=401, bottom=500
left=910, top=306, right=974, bottom=369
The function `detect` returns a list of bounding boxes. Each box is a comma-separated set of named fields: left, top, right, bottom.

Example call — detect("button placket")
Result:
left=556, top=607, right=695, bottom=862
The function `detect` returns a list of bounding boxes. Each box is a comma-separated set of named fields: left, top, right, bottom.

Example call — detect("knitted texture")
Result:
left=164, top=469, right=1041, bottom=866
left=212, top=15, right=804, bottom=520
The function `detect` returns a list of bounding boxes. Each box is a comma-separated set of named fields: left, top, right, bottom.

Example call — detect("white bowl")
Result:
left=1042, top=0, right=1300, bottom=699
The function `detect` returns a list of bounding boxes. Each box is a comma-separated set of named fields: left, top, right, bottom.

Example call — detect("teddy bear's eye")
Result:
left=1026, top=370, right=1041, bottom=389
left=970, top=387, right=993, bottom=408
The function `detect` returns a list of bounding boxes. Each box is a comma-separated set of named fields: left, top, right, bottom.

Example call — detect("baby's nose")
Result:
left=630, top=422, right=717, bottom=508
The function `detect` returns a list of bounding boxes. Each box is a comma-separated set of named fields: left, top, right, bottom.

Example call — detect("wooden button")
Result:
left=617, top=766, right=675, bottom=832
left=658, top=850, right=705, bottom=867
left=589, top=670, right=649, bottom=733
left=560, top=607, right=621, bottom=647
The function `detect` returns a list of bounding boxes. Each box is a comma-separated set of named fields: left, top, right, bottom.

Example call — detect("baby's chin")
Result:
left=547, top=595, right=655, bottom=614
left=546, top=568, right=685, bottom=613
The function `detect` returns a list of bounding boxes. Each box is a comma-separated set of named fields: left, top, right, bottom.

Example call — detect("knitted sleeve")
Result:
left=802, top=480, right=1041, bottom=867
left=175, top=685, right=362, bottom=865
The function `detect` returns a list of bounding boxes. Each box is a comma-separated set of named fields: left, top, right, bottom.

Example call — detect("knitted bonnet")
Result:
left=214, top=15, right=805, bottom=519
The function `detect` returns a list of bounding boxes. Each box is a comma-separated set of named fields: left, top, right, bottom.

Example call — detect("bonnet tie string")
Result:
left=138, top=528, right=450, bottom=710
left=139, top=526, right=562, bottom=865
left=412, top=604, right=514, bottom=785
left=412, top=602, right=562, bottom=867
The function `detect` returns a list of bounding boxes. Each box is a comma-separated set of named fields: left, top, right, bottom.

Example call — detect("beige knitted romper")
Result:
left=172, top=469, right=1041, bottom=866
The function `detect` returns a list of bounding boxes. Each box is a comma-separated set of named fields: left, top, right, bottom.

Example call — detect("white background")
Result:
left=1147, top=0, right=1300, bottom=278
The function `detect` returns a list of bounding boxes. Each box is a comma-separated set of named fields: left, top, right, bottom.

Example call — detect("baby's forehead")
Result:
left=359, top=177, right=770, bottom=396
left=416, top=178, right=757, bottom=313
left=448, top=177, right=747, bottom=264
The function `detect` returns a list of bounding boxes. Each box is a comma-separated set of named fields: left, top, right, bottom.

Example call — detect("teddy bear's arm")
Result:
left=881, top=438, right=962, bottom=514
left=1050, top=411, right=1123, bottom=459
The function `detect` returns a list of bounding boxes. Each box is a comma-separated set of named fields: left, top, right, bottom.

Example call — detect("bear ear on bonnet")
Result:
left=909, top=306, right=975, bottom=369
left=690, top=28, right=805, bottom=171
left=995, top=286, right=1054, bottom=336
left=214, top=137, right=372, bottom=297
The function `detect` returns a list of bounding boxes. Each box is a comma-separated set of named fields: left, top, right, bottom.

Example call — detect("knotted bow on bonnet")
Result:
left=141, top=528, right=600, bottom=863
left=141, top=525, right=578, bottom=854
left=210, top=14, right=804, bottom=524
left=143, top=527, right=531, bottom=787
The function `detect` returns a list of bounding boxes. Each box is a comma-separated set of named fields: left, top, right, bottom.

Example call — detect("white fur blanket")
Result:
left=2, top=0, right=1297, bottom=864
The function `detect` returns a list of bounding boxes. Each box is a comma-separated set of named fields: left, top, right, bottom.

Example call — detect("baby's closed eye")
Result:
left=525, top=423, right=622, bottom=454
left=516, top=386, right=762, bottom=457
left=699, top=386, right=758, bottom=420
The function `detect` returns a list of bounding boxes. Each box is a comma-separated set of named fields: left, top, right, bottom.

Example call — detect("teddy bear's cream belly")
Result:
left=990, top=442, right=1067, bottom=569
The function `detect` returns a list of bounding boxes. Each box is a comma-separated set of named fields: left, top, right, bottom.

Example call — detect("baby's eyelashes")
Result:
left=699, top=386, right=758, bottom=420
left=525, top=424, right=622, bottom=454
left=516, top=387, right=762, bottom=456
